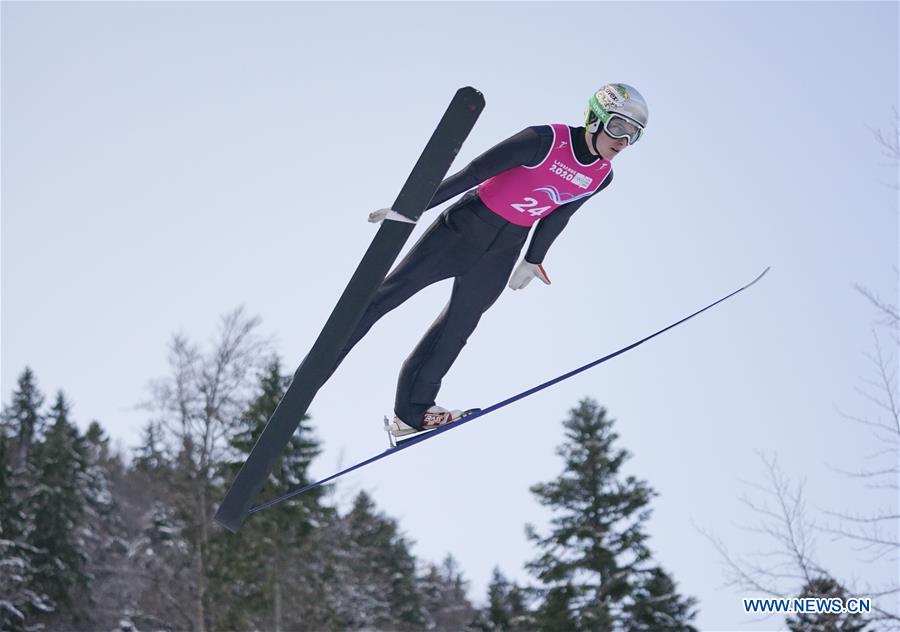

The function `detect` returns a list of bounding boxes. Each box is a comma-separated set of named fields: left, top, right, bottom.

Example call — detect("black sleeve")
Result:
left=524, top=171, right=614, bottom=264
left=427, top=126, right=550, bottom=209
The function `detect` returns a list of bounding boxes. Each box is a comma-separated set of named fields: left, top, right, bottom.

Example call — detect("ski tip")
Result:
left=749, top=266, right=771, bottom=286
left=734, top=267, right=770, bottom=293
left=455, top=86, right=485, bottom=109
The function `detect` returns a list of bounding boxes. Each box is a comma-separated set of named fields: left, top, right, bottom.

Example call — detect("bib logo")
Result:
left=558, top=141, right=568, bottom=149
left=572, top=173, right=592, bottom=188
left=548, top=159, right=593, bottom=190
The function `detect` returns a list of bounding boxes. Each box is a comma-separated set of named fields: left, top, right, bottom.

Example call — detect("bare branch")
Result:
left=837, top=406, right=899, bottom=444
left=702, top=453, right=829, bottom=599
left=853, top=281, right=899, bottom=325
left=695, top=524, right=786, bottom=597
left=866, top=107, right=900, bottom=189
left=826, top=462, right=900, bottom=480
left=867, top=107, right=900, bottom=160
left=822, top=508, right=900, bottom=524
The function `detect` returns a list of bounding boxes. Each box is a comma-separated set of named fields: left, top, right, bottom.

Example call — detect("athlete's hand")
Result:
left=508, top=260, right=551, bottom=290
left=368, top=208, right=416, bottom=224
left=368, top=208, right=391, bottom=223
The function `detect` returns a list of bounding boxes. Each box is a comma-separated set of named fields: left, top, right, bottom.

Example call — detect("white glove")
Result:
left=368, top=207, right=416, bottom=224
left=508, top=260, right=551, bottom=290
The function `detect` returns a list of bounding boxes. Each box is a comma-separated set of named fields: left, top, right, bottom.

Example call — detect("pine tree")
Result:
left=0, top=369, right=52, bottom=630
left=0, top=421, right=27, bottom=545
left=624, top=567, right=698, bottom=631
left=525, top=398, right=697, bottom=631
left=318, top=491, right=425, bottom=630
left=470, top=567, right=531, bottom=631
left=207, top=357, right=329, bottom=631
left=0, top=432, right=52, bottom=630
left=128, top=498, right=196, bottom=631
left=533, top=583, right=581, bottom=631
left=418, top=554, right=477, bottom=630
left=0, top=367, right=45, bottom=473
left=132, top=420, right=167, bottom=474
left=27, top=391, right=91, bottom=627
left=80, top=421, right=133, bottom=630
left=120, top=420, right=193, bottom=630
left=82, top=422, right=122, bottom=520
left=785, top=576, right=871, bottom=632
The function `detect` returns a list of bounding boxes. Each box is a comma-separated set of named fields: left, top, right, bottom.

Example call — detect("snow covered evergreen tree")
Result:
left=78, top=421, right=134, bottom=629
left=525, top=398, right=697, bottom=631
left=532, top=583, right=580, bottom=631
left=27, top=391, right=91, bottom=628
left=118, top=419, right=196, bottom=630
left=0, top=369, right=52, bottom=629
left=471, top=567, right=531, bottom=631
left=1, top=367, right=45, bottom=472
left=128, top=497, right=197, bottom=630
left=786, top=576, right=870, bottom=632
left=317, top=491, right=426, bottom=630
left=132, top=420, right=167, bottom=473
left=0, top=431, right=51, bottom=631
left=208, top=357, right=330, bottom=631
left=624, top=566, right=698, bottom=631
left=418, top=554, right=478, bottom=630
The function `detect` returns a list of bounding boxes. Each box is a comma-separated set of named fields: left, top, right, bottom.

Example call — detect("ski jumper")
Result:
left=326, top=124, right=614, bottom=428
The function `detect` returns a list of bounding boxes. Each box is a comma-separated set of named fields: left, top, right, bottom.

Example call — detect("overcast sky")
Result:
left=3, top=2, right=898, bottom=629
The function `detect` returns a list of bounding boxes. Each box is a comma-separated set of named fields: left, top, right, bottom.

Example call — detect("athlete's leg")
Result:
left=323, top=201, right=492, bottom=382
left=393, top=237, right=525, bottom=427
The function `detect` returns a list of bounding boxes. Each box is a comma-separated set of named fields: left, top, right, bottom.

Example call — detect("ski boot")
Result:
left=383, top=406, right=480, bottom=448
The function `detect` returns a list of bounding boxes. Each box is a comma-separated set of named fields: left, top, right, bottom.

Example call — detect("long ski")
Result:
left=248, top=267, right=770, bottom=516
left=214, top=87, right=486, bottom=533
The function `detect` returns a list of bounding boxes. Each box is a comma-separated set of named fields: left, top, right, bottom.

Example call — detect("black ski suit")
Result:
left=329, top=125, right=614, bottom=428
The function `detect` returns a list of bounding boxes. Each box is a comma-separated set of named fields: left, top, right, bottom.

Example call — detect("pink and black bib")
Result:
left=477, top=124, right=612, bottom=227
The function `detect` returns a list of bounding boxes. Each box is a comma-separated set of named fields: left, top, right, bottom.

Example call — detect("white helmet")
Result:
left=585, top=83, right=648, bottom=145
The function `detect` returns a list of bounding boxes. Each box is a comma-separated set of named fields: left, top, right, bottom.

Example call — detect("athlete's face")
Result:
left=587, top=128, right=629, bottom=160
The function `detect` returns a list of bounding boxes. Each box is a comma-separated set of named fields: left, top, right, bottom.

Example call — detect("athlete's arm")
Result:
left=426, top=126, right=551, bottom=209
left=523, top=172, right=614, bottom=264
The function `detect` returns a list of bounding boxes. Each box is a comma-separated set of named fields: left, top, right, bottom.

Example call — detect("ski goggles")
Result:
left=602, top=114, right=643, bottom=145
